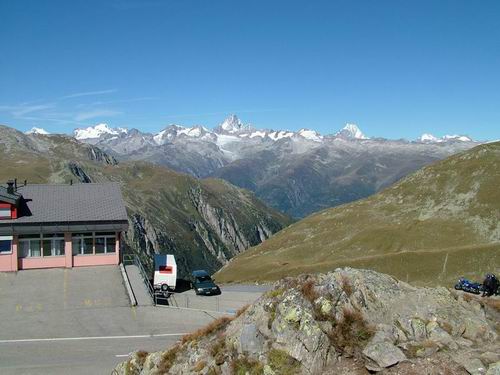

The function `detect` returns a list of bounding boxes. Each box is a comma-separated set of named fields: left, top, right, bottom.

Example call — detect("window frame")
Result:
left=19, top=233, right=65, bottom=258
left=0, top=207, right=11, bottom=219
left=0, top=235, right=13, bottom=254
left=72, top=232, right=117, bottom=256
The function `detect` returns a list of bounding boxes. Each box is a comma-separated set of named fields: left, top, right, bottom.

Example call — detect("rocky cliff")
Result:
left=115, top=268, right=500, bottom=374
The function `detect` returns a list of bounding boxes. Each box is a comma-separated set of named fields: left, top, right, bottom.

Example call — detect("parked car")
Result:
left=191, top=270, right=221, bottom=296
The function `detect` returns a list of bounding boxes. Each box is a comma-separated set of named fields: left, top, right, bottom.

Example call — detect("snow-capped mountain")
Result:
left=418, top=133, right=473, bottom=143
left=335, top=123, right=368, bottom=140
left=74, top=123, right=128, bottom=140
left=25, top=127, right=49, bottom=135
left=213, top=114, right=254, bottom=134
left=71, top=114, right=481, bottom=218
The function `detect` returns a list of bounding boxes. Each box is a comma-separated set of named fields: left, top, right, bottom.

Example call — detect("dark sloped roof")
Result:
left=0, top=186, right=22, bottom=205
left=0, top=183, right=128, bottom=225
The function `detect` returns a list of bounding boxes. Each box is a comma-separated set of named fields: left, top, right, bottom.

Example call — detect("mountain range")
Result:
left=0, top=124, right=291, bottom=276
left=215, top=141, right=500, bottom=286
left=38, top=115, right=480, bottom=218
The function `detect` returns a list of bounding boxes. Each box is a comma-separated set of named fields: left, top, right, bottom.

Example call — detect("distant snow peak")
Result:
left=419, top=133, right=440, bottom=143
left=298, top=129, right=323, bottom=142
left=26, top=127, right=49, bottom=135
left=443, top=134, right=473, bottom=142
left=74, top=123, right=127, bottom=140
left=154, top=124, right=213, bottom=145
left=418, top=133, right=473, bottom=143
left=336, top=123, right=368, bottom=140
left=215, top=114, right=253, bottom=134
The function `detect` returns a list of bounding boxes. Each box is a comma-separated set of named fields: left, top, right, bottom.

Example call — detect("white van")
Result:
left=153, top=254, right=177, bottom=295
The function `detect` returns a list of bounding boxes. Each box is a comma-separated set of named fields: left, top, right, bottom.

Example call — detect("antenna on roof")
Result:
left=24, top=180, right=27, bottom=186
left=14, top=178, right=17, bottom=191
left=70, top=179, right=73, bottom=186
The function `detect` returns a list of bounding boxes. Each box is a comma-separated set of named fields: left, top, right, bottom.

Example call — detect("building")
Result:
left=0, top=181, right=129, bottom=272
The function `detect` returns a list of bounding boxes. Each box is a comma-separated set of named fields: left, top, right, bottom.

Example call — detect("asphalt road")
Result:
left=0, top=266, right=265, bottom=374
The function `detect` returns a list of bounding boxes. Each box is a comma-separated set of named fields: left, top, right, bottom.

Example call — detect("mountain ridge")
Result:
left=215, top=141, right=500, bottom=285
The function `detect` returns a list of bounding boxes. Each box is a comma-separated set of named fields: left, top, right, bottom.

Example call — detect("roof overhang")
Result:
left=0, top=220, right=129, bottom=235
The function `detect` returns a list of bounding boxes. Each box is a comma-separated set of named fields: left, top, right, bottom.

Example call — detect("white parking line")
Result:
left=0, top=332, right=187, bottom=344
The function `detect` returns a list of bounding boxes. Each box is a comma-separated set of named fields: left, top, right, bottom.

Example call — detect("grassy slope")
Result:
left=215, top=142, right=500, bottom=286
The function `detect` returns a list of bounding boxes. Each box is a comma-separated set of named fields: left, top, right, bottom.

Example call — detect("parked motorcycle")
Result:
left=454, top=277, right=483, bottom=295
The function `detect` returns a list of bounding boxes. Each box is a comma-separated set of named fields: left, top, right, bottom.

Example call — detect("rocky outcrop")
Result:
left=86, top=145, right=118, bottom=165
left=114, top=268, right=500, bottom=374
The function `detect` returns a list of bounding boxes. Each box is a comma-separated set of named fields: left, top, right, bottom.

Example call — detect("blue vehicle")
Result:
left=454, top=277, right=483, bottom=295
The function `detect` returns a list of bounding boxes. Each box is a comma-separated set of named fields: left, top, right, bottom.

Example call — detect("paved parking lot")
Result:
left=0, top=267, right=215, bottom=374
left=0, top=266, right=267, bottom=374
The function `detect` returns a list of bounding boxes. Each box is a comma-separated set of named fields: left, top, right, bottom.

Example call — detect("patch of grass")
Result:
left=235, top=304, right=250, bottom=318
left=329, top=307, right=374, bottom=355
left=157, top=345, right=181, bottom=374
left=181, top=316, right=233, bottom=345
left=210, top=335, right=227, bottom=365
left=300, top=278, right=319, bottom=303
left=231, top=356, right=264, bottom=375
left=268, top=348, right=300, bottom=374
left=135, top=350, right=148, bottom=367
left=193, top=360, right=207, bottom=372
left=340, top=274, right=353, bottom=297
left=265, top=288, right=285, bottom=299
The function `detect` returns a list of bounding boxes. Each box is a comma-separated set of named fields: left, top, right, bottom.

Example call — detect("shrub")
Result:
left=157, top=345, right=181, bottom=373
left=193, top=360, right=206, bottom=372
left=340, top=274, right=353, bottom=297
left=231, top=356, right=264, bottom=375
left=181, top=316, right=233, bottom=345
left=235, top=304, right=250, bottom=318
left=329, top=307, right=374, bottom=355
left=268, top=348, right=300, bottom=374
left=301, top=278, right=319, bottom=303
left=135, top=351, right=148, bottom=366
left=210, top=335, right=227, bottom=365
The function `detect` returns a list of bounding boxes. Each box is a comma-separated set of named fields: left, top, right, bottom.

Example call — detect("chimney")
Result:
left=14, top=178, right=17, bottom=191
left=7, top=180, right=15, bottom=195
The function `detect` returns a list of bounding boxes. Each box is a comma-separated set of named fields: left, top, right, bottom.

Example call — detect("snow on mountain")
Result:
left=25, top=127, right=49, bottom=135
left=268, top=130, right=295, bottom=141
left=335, top=123, right=368, bottom=140
left=443, top=135, right=473, bottom=142
left=153, top=125, right=214, bottom=145
left=419, top=133, right=440, bottom=143
left=74, top=123, right=128, bottom=140
left=297, top=129, right=323, bottom=142
left=418, top=133, right=473, bottom=143
left=214, top=115, right=254, bottom=134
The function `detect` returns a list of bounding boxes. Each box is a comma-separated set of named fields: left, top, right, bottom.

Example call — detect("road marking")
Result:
left=115, top=352, right=134, bottom=358
left=0, top=333, right=187, bottom=344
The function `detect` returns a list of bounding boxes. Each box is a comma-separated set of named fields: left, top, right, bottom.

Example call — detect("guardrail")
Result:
left=122, top=253, right=173, bottom=306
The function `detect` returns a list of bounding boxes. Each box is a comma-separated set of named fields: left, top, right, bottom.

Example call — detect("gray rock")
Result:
left=463, top=358, right=487, bottom=375
left=363, top=341, right=407, bottom=368
left=487, top=362, right=500, bottom=375
left=239, top=323, right=265, bottom=355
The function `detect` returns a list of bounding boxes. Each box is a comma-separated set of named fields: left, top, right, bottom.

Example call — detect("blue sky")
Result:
left=0, top=0, right=499, bottom=140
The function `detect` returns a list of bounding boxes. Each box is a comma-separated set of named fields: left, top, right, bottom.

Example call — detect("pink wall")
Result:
left=19, top=256, right=66, bottom=270
left=0, top=236, right=18, bottom=272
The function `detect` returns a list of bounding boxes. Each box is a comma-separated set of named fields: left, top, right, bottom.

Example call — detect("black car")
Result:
left=191, top=270, right=221, bottom=296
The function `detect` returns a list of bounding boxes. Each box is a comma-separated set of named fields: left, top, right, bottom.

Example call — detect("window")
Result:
left=0, top=208, right=11, bottom=219
left=42, top=233, right=65, bottom=257
left=0, top=236, right=12, bottom=254
left=19, top=234, right=65, bottom=258
left=95, top=232, right=116, bottom=254
left=72, top=233, right=93, bottom=255
left=72, top=232, right=116, bottom=255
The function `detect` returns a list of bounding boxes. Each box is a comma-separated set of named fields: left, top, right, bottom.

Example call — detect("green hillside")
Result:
left=0, top=125, right=292, bottom=276
left=215, top=142, right=500, bottom=286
